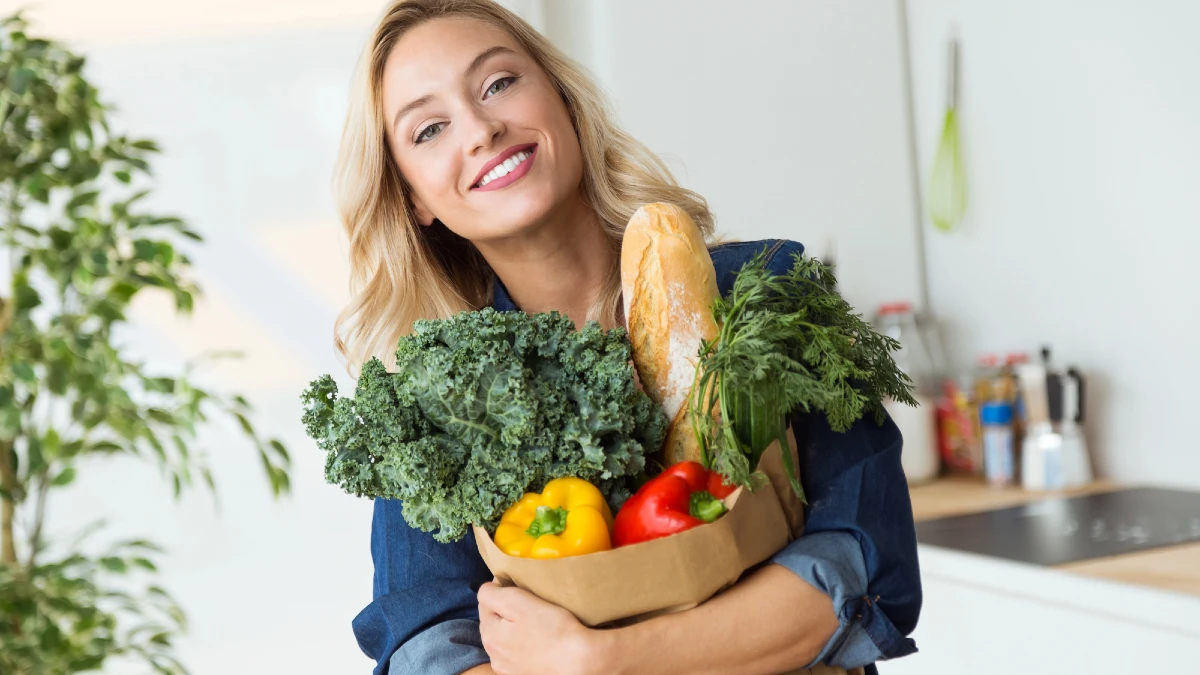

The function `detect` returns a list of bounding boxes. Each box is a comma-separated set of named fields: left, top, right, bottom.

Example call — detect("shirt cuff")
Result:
left=387, top=618, right=489, bottom=675
left=769, top=531, right=917, bottom=669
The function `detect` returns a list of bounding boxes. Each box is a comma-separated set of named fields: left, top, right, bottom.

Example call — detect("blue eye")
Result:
left=486, top=76, right=517, bottom=97
left=415, top=122, right=444, bottom=144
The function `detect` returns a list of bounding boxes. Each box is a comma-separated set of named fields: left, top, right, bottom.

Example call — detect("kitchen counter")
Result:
left=907, top=476, right=1200, bottom=597
left=884, top=476, right=1200, bottom=674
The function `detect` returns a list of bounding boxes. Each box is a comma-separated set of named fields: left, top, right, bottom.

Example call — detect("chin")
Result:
left=470, top=193, right=561, bottom=241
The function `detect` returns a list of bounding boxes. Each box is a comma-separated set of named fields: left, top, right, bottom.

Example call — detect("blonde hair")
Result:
left=333, top=0, right=714, bottom=374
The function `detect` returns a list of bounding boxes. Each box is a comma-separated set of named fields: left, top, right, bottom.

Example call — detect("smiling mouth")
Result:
left=472, top=145, right=536, bottom=190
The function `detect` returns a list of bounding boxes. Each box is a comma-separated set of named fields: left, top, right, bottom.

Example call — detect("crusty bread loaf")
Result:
left=620, top=203, right=719, bottom=466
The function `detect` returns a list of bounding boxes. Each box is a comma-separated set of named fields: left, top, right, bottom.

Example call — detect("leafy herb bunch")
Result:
left=690, top=250, right=917, bottom=499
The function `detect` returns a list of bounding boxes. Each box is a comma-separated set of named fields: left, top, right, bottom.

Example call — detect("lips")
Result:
left=471, top=143, right=537, bottom=190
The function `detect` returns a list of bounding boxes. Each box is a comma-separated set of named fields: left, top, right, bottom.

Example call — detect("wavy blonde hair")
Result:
left=333, top=0, right=714, bottom=374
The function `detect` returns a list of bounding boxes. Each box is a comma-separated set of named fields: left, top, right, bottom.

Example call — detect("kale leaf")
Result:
left=301, top=309, right=668, bottom=543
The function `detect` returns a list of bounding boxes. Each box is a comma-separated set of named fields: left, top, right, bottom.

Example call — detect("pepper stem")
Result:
left=689, top=491, right=727, bottom=523
left=526, top=505, right=569, bottom=537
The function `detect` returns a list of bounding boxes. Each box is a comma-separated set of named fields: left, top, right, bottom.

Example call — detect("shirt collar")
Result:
left=491, top=275, right=519, bottom=312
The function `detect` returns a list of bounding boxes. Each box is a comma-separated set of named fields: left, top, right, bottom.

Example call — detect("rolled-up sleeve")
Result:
left=352, top=498, right=492, bottom=675
left=388, top=619, right=488, bottom=674
left=768, top=410, right=922, bottom=669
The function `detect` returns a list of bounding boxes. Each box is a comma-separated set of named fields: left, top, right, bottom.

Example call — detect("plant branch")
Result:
left=1, top=438, right=17, bottom=566
left=25, top=472, right=49, bottom=568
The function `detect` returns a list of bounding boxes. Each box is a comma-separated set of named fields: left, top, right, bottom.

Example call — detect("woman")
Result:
left=333, top=1, right=921, bottom=674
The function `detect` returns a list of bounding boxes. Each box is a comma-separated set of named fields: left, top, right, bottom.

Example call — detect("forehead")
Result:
left=383, top=17, right=524, bottom=100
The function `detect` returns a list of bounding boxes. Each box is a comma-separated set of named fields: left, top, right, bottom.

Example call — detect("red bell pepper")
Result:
left=612, top=461, right=735, bottom=547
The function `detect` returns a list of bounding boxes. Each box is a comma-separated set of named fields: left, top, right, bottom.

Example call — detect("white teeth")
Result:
left=477, top=150, right=532, bottom=187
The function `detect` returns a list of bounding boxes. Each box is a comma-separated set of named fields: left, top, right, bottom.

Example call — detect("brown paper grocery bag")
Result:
left=473, top=429, right=806, bottom=626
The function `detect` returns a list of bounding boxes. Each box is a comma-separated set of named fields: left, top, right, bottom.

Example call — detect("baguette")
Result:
left=620, top=203, right=719, bottom=466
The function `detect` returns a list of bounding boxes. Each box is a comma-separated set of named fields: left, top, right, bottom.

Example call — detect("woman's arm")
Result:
left=356, top=498, right=494, bottom=675
left=477, top=565, right=836, bottom=675
left=602, top=564, right=838, bottom=675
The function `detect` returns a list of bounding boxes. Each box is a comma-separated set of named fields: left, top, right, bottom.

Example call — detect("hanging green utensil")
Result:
left=929, top=34, right=966, bottom=232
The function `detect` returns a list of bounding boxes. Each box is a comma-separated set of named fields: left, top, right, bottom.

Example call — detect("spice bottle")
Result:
left=980, top=401, right=1015, bottom=488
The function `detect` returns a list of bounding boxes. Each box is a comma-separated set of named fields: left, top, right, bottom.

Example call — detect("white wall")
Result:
left=13, top=1, right=922, bottom=672
left=0, top=0, right=386, bottom=44
left=906, top=0, right=1200, bottom=489
left=547, top=0, right=926, bottom=316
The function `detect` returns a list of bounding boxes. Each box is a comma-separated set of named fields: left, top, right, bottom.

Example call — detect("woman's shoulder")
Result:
left=707, top=238, right=806, bottom=297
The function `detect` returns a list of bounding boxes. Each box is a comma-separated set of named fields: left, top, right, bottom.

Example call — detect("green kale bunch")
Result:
left=301, top=309, right=668, bottom=543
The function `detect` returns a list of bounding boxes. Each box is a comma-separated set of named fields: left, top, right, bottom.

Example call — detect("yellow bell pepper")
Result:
left=493, top=477, right=613, bottom=559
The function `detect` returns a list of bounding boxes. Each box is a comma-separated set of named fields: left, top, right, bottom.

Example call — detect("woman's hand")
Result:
left=477, top=581, right=608, bottom=675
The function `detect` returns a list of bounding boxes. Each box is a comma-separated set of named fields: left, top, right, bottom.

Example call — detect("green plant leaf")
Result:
left=66, top=190, right=99, bottom=212
left=115, top=538, right=164, bottom=553
left=99, top=556, right=128, bottom=573
left=26, top=435, right=45, bottom=474
left=146, top=433, right=166, bottom=464
left=24, top=174, right=50, bottom=203
left=171, top=435, right=189, bottom=460
left=61, top=439, right=84, bottom=458
left=44, top=428, right=61, bottom=456
left=110, top=282, right=139, bottom=304
left=0, top=406, right=21, bottom=441
left=145, top=378, right=177, bottom=394
left=146, top=408, right=174, bottom=425
left=13, top=362, right=36, bottom=381
left=232, top=412, right=254, bottom=436
left=47, top=360, right=68, bottom=394
left=268, top=439, right=289, bottom=463
left=174, top=290, right=194, bottom=313
left=133, top=239, right=157, bottom=262
left=89, top=440, right=123, bottom=454
left=149, top=631, right=171, bottom=646
left=9, top=66, right=36, bottom=94
left=14, top=276, right=42, bottom=310
left=52, top=467, right=76, bottom=486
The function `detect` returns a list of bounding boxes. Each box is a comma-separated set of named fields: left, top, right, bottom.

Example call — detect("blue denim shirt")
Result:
left=352, top=239, right=922, bottom=675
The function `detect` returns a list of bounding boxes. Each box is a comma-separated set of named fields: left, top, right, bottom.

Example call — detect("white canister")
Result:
left=887, top=394, right=939, bottom=485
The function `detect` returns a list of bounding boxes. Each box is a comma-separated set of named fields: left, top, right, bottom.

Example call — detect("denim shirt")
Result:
left=351, top=239, right=922, bottom=675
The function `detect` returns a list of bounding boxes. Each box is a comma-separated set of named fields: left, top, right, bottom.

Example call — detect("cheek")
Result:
left=395, top=148, right=458, bottom=206
left=548, top=106, right=584, bottom=178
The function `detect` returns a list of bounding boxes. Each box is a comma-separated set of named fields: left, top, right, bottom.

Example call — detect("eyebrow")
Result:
left=391, top=45, right=517, bottom=135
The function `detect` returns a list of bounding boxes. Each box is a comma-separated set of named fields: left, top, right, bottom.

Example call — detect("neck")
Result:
left=477, top=194, right=615, bottom=329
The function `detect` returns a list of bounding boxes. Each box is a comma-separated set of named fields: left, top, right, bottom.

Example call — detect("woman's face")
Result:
left=381, top=17, right=584, bottom=244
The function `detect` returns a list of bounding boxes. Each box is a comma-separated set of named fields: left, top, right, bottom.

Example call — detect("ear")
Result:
left=409, top=192, right=436, bottom=228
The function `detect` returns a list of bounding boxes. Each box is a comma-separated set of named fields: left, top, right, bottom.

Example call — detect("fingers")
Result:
left=478, top=580, right=535, bottom=619
left=479, top=604, right=504, bottom=641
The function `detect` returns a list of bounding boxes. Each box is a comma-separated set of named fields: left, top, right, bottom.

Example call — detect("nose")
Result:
left=465, top=106, right=505, bottom=156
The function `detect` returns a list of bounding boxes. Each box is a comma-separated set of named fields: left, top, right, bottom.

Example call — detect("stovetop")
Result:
left=915, top=487, right=1200, bottom=566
